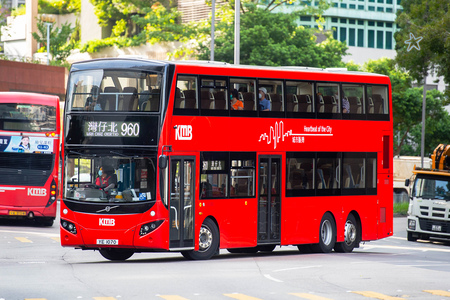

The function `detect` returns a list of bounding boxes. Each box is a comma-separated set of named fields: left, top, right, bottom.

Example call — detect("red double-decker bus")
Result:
left=0, top=92, right=60, bottom=226
left=61, top=59, right=393, bottom=260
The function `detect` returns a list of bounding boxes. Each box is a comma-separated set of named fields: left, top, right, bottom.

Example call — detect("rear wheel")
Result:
left=312, top=213, right=336, bottom=253
left=182, top=218, right=219, bottom=260
left=99, top=248, right=134, bottom=261
left=334, top=214, right=359, bottom=253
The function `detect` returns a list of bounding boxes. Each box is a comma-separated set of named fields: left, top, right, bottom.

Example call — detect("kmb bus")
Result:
left=61, top=59, right=393, bottom=260
left=0, top=92, right=60, bottom=226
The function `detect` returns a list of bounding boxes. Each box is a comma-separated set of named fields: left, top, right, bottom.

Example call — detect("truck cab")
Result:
left=407, top=144, right=450, bottom=241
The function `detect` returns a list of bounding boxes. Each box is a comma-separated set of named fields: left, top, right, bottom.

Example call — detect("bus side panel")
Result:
left=281, top=196, right=322, bottom=245
left=198, top=198, right=258, bottom=249
left=282, top=195, right=381, bottom=245
left=376, top=173, right=393, bottom=239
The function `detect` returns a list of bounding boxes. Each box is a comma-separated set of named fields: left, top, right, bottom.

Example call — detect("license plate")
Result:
left=432, top=225, right=442, bottom=232
left=96, top=239, right=119, bottom=245
left=8, top=210, right=27, bottom=216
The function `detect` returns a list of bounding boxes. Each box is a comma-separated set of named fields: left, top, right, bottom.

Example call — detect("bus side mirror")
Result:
left=159, top=155, right=168, bottom=169
left=405, top=179, right=410, bottom=186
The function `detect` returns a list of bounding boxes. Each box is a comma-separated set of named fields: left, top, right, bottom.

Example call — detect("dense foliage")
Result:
left=196, top=8, right=347, bottom=67
left=39, top=0, right=81, bottom=14
left=395, top=0, right=450, bottom=90
left=32, top=20, right=75, bottom=63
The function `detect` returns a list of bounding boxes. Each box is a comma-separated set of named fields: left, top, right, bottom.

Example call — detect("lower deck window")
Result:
left=200, top=152, right=256, bottom=199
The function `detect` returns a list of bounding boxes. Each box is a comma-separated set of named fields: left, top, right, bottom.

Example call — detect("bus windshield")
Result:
left=0, top=103, right=56, bottom=131
left=413, top=175, right=450, bottom=201
left=66, top=69, right=163, bottom=112
left=65, top=154, right=157, bottom=203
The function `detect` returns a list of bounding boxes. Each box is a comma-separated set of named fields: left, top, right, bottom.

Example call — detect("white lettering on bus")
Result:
left=27, top=188, right=47, bottom=196
left=175, top=125, right=193, bottom=140
left=99, top=218, right=115, bottom=226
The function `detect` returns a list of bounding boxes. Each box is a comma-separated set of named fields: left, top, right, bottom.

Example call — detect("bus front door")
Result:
left=258, top=156, right=281, bottom=244
left=169, top=157, right=195, bottom=250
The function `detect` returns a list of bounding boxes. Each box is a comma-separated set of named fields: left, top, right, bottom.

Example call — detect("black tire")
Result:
left=35, top=217, right=54, bottom=227
left=407, top=231, right=418, bottom=242
left=334, top=214, right=360, bottom=253
left=182, top=218, right=219, bottom=260
left=99, top=248, right=134, bottom=261
left=312, top=212, right=336, bottom=253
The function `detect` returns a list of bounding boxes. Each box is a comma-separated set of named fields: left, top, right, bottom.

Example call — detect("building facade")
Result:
left=291, top=0, right=402, bottom=64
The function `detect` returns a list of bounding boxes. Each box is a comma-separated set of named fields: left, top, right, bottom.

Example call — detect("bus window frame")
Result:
left=366, top=84, right=390, bottom=121
left=199, top=76, right=229, bottom=117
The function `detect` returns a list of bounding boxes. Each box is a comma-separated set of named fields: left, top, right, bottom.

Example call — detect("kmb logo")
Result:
left=27, top=188, right=47, bottom=196
left=175, top=125, right=192, bottom=140
left=99, top=218, right=115, bottom=226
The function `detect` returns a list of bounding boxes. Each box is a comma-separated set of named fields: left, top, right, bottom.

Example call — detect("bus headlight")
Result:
left=139, top=220, right=163, bottom=236
left=408, top=219, right=416, bottom=230
left=61, top=219, right=77, bottom=234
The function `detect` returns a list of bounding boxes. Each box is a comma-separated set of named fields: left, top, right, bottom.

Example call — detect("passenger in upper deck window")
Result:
left=341, top=91, right=350, bottom=113
left=230, top=89, right=243, bottom=110
left=259, top=87, right=270, bottom=111
left=85, top=86, right=101, bottom=111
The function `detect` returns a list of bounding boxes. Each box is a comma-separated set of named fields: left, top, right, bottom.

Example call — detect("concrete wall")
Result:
left=80, top=0, right=103, bottom=43
left=0, top=60, right=66, bottom=99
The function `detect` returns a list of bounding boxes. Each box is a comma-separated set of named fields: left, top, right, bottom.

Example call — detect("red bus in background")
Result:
left=0, top=92, right=60, bottom=226
left=61, top=59, right=393, bottom=260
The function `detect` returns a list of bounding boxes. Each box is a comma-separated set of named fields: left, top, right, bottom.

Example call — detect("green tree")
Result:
left=32, top=20, right=75, bottom=63
left=196, top=8, right=347, bottom=67
left=395, top=0, right=450, bottom=92
left=39, top=0, right=81, bottom=14
left=399, top=88, right=450, bottom=156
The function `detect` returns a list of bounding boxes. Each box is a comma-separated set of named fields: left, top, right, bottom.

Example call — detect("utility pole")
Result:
left=234, top=0, right=240, bottom=65
left=210, top=0, right=215, bottom=61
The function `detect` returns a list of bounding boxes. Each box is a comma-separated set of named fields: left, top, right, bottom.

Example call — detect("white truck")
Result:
left=406, top=144, right=450, bottom=242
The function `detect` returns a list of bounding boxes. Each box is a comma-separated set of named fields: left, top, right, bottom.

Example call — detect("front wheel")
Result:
left=334, top=214, right=359, bottom=253
left=99, top=248, right=134, bottom=261
left=182, top=218, right=219, bottom=260
left=312, top=212, right=336, bottom=253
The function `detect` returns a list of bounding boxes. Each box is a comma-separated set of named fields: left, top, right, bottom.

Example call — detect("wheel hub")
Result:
left=321, top=219, right=333, bottom=245
left=198, top=225, right=212, bottom=251
left=344, top=220, right=357, bottom=245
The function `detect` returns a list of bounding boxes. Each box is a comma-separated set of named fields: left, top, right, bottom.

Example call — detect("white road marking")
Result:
left=264, top=274, right=283, bottom=283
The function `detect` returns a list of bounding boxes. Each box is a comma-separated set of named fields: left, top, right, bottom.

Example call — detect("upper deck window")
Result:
left=317, top=83, right=341, bottom=118
left=67, top=70, right=162, bottom=112
left=0, top=103, right=56, bottom=131
left=285, top=81, right=315, bottom=118
left=367, top=85, right=389, bottom=120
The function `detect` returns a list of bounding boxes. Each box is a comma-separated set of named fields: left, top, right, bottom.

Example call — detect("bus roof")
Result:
left=70, top=58, right=389, bottom=81
left=0, top=92, right=59, bottom=105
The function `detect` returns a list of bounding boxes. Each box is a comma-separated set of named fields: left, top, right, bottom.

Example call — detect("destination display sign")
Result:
left=202, top=160, right=225, bottom=171
left=66, top=115, right=158, bottom=146
left=84, top=121, right=140, bottom=138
